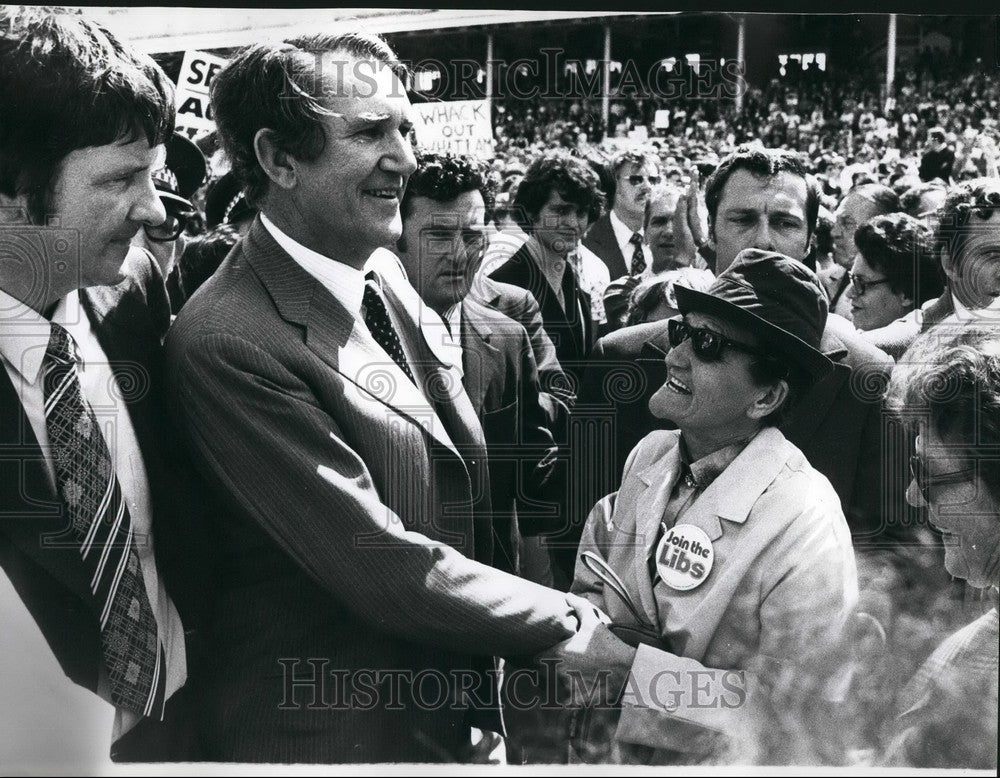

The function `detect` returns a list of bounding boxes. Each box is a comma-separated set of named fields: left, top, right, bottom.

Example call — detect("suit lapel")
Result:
left=241, top=219, right=463, bottom=458
left=583, top=215, right=627, bottom=280
left=0, top=359, right=97, bottom=612
left=460, top=304, right=501, bottom=416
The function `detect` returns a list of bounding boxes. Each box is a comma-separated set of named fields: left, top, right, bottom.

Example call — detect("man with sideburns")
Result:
left=166, top=32, right=592, bottom=763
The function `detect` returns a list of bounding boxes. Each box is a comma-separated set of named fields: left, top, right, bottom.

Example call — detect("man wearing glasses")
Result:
left=581, top=149, right=661, bottom=282
left=390, top=150, right=563, bottom=580
left=131, top=133, right=207, bottom=313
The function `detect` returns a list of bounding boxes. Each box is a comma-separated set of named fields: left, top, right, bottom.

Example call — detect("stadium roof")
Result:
left=81, top=8, right=673, bottom=54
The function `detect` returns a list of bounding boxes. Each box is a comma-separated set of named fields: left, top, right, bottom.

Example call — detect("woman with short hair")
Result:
left=880, top=325, right=1000, bottom=770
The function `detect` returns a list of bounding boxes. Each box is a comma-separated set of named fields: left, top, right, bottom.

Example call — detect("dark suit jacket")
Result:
left=489, top=239, right=594, bottom=393
left=165, top=218, right=573, bottom=763
left=471, top=274, right=573, bottom=431
left=581, top=213, right=629, bottom=281
left=561, top=312, right=900, bottom=578
left=459, top=299, right=562, bottom=572
left=0, top=247, right=198, bottom=759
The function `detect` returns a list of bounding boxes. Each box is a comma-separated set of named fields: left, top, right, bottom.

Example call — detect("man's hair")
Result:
left=643, top=186, right=682, bottom=231
left=900, top=181, right=948, bottom=218
left=513, top=151, right=604, bottom=232
left=934, top=177, right=1000, bottom=275
left=704, top=145, right=820, bottom=239
left=886, top=325, right=1000, bottom=499
left=846, top=182, right=901, bottom=216
left=210, top=32, right=407, bottom=208
left=610, top=149, right=658, bottom=180
left=0, top=8, right=175, bottom=222
left=609, top=149, right=657, bottom=209
left=853, top=213, right=944, bottom=305
left=178, top=223, right=240, bottom=300
left=400, top=150, right=497, bottom=224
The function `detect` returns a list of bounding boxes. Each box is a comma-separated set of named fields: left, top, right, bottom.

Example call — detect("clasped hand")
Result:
left=536, top=593, right=638, bottom=707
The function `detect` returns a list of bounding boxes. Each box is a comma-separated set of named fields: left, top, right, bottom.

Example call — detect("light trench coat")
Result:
left=572, top=426, right=859, bottom=763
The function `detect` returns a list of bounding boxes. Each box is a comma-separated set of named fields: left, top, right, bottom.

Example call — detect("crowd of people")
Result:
left=0, top=8, right=997, bottom=771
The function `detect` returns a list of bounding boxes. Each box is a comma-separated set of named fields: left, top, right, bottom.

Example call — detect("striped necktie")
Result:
left=42, top=323, right=166, bottom=718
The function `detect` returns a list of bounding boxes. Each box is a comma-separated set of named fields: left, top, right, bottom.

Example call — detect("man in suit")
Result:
left=0, top=9, right=194, bottom=763
left=579, top=149, right=660, bottom=282
left=470, top=274, right=575, bottom=425
left=570, top=145, right=898, bottom=581
left=165, top=33, right=586, bottom=763
left=392, top=150, right=563, bottom=576
left=819, top=183, right=900, bottom=321
left=490, top=151, right=602, bottom=390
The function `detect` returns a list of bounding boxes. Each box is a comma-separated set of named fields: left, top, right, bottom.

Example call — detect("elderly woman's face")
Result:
left=908, top=425, right=1000, bottom=588
left=847, top=253, right=914, bottom=331
left=650, top=312, right=774, bottom=450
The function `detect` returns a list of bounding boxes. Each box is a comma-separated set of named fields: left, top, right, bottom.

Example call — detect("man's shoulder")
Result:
left=581, top=213, right=614, bottom=247
left=464, top=295, right=526, bottom=333
left=167, top=242, right=269, bottom=350
left=474, top=275, right=536, bottom=311
left=82, top=246, right=170, bottom=338
left=595, top=318, right=671, bottom=359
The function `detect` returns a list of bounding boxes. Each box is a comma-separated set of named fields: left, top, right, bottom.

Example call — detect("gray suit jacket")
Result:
left=165, top=218, right=573, bottom=763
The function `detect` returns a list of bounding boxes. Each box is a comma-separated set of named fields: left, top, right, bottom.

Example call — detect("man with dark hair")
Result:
left=0, top=8, right=195, bottom=763
left=166, top=33, right=586, bottom=763
left=570, top=144, right=896, bottom=581
left=580, top=149, right=660, bottom=281
left=395, top=152, right=572, bottom=419
left=919, top=127, right=955, bottom=184
left=930, top=177, right=1000, bottom=318
left=822, top=183, right=901, bottom=320
left=393, top=150, right=563, bottom=576
left=490, top=151, right=603, bottom=387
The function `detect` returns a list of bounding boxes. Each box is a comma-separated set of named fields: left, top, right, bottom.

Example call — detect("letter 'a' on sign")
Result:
left=656, top=523, right=714, bottom=591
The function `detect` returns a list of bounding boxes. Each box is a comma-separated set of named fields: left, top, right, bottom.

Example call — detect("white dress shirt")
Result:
left=261, top=219, right=465, bottom=442
left=609, top=208, right=654, bottom=280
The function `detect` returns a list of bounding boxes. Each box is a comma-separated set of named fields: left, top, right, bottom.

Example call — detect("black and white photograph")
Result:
left=0, top=4, right=997, bottom=773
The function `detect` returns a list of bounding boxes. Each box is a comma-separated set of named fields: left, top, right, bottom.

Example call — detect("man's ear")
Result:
left=747, top=379, right=789, bottom=421
left=254, top=129, right=298, bottom=191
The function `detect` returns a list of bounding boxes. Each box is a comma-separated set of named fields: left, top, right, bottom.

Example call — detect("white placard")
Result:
left=412, top=99, right=494, bottom=158
left=174, top=50, right=229, bottom=141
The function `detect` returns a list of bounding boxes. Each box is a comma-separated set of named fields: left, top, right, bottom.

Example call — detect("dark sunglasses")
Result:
left=144, top=207, right=192, bottom=243
left=668, top=318, right=766, bottom=362
left=849, top=274, right=892, bottom=296
left=627, top=174, right=662, bottom=186
left=909, top=454, right=977, bottom=504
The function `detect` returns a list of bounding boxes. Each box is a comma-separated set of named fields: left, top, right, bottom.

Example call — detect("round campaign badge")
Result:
left=655, top=523, right=714, bottom=591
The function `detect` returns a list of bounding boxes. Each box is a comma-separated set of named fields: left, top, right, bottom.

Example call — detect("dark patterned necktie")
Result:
left=629, top=232, right=647, bottom=276
left=42, top=323, right=166, bottom=718
left=362, top=274, right=416, bottom=383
